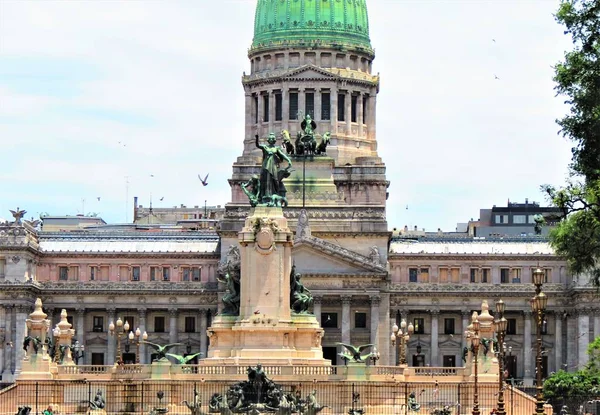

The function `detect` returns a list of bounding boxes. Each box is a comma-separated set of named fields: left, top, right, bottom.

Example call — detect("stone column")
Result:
left=138, top=308, right=147, bottom=364
left=578, top=311, right=590, bottom=368
left=315, top=89, right=322, bottom=123
left=370, top=295, right=380, bottom=348
left=368, top=91, right=377, bottom=140
left=76, top=308, right=85, bottom=345
left=107, top=308, right=115, bottom=365
left=299, top=88, right=306, bottom=119
left=389, top=309, right=398, bottom=366
left=282, top=88, right=289, bottom=132
left=430, top=310, right=439, bottom=367
left=245, top=92, right=252, bottom=142
left=169, top=308, right=178, bottom=345
left=14, top=305, right=29, bottom=376
left=345, top=90, right=352, bottom=135
left=357, top=92, right=364, bottom=136
left=331, top=87, right=338, bottom=133
left=566, top=311, right=577, bottom=371
left=199, top=310, right=208, bottom=358
left=461, top=310, right=470, bottom=353
left=341, top=295, right=352, bottom=346
left=555, top=311, right=563, bottom=374
left=258, top=92, right=265, bottom=138
left=313, top=296, right=322, bottom=325
left=0, top=305, right=5, bottom=375
left=2, top=306, right=13, bottom=377
left=523, top=311, right=533, bottom=383
left=268, top=90, right=275, bottom=133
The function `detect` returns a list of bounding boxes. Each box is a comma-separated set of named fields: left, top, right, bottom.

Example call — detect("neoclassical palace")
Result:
left=1, top=0, right=597, bottom=385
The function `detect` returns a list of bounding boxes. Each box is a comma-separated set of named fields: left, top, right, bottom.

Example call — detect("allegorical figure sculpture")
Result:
left=290, top=264, right=313, bottom=314
left=89, top=389, right=106, bottom=410
left=241, top=175, right=260, bottom=207
left=217, top=272, right=240, bottom=316
left=255, top=133, right=292, bottom=207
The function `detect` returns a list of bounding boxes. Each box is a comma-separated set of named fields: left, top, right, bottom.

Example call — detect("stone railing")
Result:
left=411, top=366, right=465, bottom=377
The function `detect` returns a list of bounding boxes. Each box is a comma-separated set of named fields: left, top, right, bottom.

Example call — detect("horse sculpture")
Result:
left=281, top=130, right=295, bottom=155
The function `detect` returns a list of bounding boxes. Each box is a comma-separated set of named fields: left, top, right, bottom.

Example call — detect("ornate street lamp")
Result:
left=531, top=267, right=547, bottom=415
left=132, top=327, right=144, bottom=364
left=369, top=347, right=381, bottom=366
left=108, top=317, right=129, bottom=364
left=472, top=316, right=481, bottom=415
left=72, top=340, right=85, bottom=365
left=494, top=300, right=508, bottom=415
left=391, top=319, right=414, bottom=365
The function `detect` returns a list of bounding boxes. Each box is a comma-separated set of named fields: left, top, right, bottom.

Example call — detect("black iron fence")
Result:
left=0, top=380, right=534, bottom=415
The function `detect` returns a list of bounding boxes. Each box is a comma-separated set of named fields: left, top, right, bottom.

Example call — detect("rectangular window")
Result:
left=289, top=92, right=299, bottom=120
left=351, top=95, right=358, bottom=122
left=444, top=318, right=455, bottom=335
left=321, top=312, right=338, bottom=328
left=495, top=214, right=507, bottom=224
left=409, top=268, right=418, bottom=283
left=413, top=318, right=425, bottom=334
left=337, top=94, right=345, bottom=121
left=305, top=92, right=315, bottom=118
left=193, top=267, right=201, bottom=281
left=184, top=316, right=195, bottom=333
left=254, top=96, right=259, bottom=123
left=506, top=318, right=517, bottom=335
left=263, top=95, right=269, bottom=122
left=59, top=266, right=68, bottom=281
left=321, top=92, right=331, bottom=120
left=420, top=268, right=429, bottom=282
left=93, top=316, right=104, bottom=332
left=450, top=267, right=460, bottom=283
left=132, top=266, right=140, bottom=281
left=90, top=266, right=97, bottom=281
left=162, top=267, right=170, bottom=281
left=150, top=267, right=158, bottom=281
left=154, top=316, right=165, bottom=333
left=183, top=268, right=190, bottom=282
left=354, top=312, right=367, bottom=329
left=275, top=93, right=283, bottom=121
left=511, top=268, right=521, bottom=283
left=91, top=353, right=104, bottom=365
left=362, top=96, right=368, bottom=124
left=482, top=268, right=490, bottom=283
left=501, top=268, right=510, bottom=284
left=439, top=267, right=449, bottom=283
left=124, top=316, right=134, bottom=330
left=470, top=268, right=478, bottom=283
left=513, top=215, right=526, bottom=224
left=528, top=215, right=537, bottom=224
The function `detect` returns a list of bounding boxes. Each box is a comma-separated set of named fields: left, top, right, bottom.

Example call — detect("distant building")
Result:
left=467, top=199, right=562, bottom=237
left=133, top=197, right=225, bottom=230
left=41, top=215, right=107, bottom=232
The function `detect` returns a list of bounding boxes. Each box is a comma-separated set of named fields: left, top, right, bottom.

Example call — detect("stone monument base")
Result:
left=203, top=314, right=329, bottom=366
left=18, top=355, right=53, bottom=380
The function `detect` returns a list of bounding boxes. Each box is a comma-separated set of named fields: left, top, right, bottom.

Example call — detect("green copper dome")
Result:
left=252, top=0, right=372, bottom=53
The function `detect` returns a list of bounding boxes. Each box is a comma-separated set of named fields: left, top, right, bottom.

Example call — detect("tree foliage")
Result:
left=546, top=0, right=600, bottom=286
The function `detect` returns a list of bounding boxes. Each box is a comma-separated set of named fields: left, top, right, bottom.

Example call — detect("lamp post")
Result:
left=531, top=268, right=547, bottom=415
left=391, top=319, right=414, bottom=365
left=472, top=316, right=481, bottom=415
left=132, top=327, right=145, bottom=364
left=72, top=340, right=85, bottom=365
left=108, top=317, right=130, bottom=364
left=495, top=300, right=508, bottom=415
left=369, top=347, right=381, bottom=366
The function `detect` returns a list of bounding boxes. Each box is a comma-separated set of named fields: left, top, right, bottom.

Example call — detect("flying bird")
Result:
left=150, top=174, right=154, bottom=177
left=492, top=39, right=496, bottom=42
left=140, top=341, right=183, bottom=361
left=160, top=197, right=164, bottom=201
left=254, top=310, right=260, bottom=314
left=97, top=197, right=101, bottom=201
left=198, top=173, right=209, bottom=186
left=494, top=74, right=500, bottom=80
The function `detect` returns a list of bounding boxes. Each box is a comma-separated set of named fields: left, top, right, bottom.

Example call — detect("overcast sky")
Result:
left=0, top=0, right=574, bottom=231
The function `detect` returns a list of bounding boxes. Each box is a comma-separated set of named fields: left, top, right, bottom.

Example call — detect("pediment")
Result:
left=292, top=236, right=386, bottom=275
left=439, top=338, right=462, bottom=348
left=283, top=65, right=337, bottom=80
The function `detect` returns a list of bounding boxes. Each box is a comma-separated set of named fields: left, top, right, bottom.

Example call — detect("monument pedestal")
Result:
left=204, top=207, right=328, bottom=366
left=18, top=354, right=53, bottom=380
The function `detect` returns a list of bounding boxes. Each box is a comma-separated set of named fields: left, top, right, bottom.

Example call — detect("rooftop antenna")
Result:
left=149, top=193, right=153, bottom=214
left=204, top=200, right=207, bottom=218
left=81, top=198, right=86, bottom=215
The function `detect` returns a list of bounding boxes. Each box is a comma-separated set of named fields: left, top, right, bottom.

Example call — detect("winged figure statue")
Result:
left=140, top=341, right=183, bottom=361
left=10, top=208, right=27, bottom=224
left=336, top=343, right=375, bottom=363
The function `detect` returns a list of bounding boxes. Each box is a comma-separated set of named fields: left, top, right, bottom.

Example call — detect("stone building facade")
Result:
left=0, top=0, right=597, bottom=386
